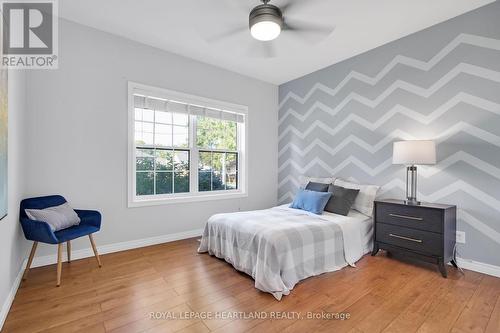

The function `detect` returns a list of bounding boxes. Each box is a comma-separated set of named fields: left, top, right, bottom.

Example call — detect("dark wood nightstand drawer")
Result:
left=373, top=199, right=456, bottom=278
left=376, top=203, right=442, bottom=233
left=376, top=223, right=442, bottom=256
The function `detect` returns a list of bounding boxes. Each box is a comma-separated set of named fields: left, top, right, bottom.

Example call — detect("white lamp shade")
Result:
left=393, top=140, right=436, bottom=165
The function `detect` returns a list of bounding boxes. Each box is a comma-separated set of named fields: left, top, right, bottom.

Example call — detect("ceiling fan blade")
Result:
left=281, top=0, right=325, bottom=15
left=202, top=26, right=248, bottom=44
left=283, top=18, right=335, bottom=44
left=284, top=18, right=334, bottom=34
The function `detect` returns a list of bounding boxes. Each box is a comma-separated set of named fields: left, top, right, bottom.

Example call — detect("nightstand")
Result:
left=371, top=199, right=457, bottom=277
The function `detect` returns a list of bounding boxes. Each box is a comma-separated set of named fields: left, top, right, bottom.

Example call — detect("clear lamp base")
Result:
left=404, top=199, right=421, bottom=205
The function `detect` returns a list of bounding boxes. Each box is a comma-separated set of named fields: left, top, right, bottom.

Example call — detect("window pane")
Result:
left=225, top=121, right=237, bottom=151
left=174, top=172, right=189, bottom=193
left=135, top=121, right=154, bottom=145
left=197, top=117, right=237, bottom=150
left=137, top=148, right=154, bottom=158
left=211, top=152, right=223, bottom=172
left=226, top=173, right=237, bottom=190
left=225, top=153, right=238, bottom=189
left=136, top=148, right=154, bottom=171
left=135, top=128, right=153, bottom=144
left=156, top=172, right=173, bottom=194
left=212, top=171, right=224, bottom=191
left=143, top=109, right=154, bottom=122
left=135, top=132, right=154, bottom=146
left=173, top=113, right=188, bottom=126
left=136, top=172, right=154, bottom=195
left=199, top=151, right=212, bottom=171
left=155, top=123, right=172, bottom=147
left=135, top=108, right=142, bottom=121
left=174, top=150, right=189, bottom=172
left=155, top=134, right=172, bottom=147
left=198, top=171, right=211, bottom=192
left=197, top=151, right=238, bottom=191
left=173, top=125, right=189, bottom=148
left=155, top=111, right=172, bottom=124
left=198, top=151, right=212, bottom=192
left=211, top=152, right=224, bottom=191
left=155, top=123, right=170, bottom=135
left=155, top=150, right=173, bottom=171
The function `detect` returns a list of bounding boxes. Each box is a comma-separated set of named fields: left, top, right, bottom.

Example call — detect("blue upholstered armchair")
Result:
left=20, top=195, right=102, bottom=286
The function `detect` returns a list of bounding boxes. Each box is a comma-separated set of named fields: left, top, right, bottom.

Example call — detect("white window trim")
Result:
left=128, top=81, right=248, bottom=207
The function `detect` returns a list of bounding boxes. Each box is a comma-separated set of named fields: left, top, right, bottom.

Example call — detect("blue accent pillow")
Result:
left=290, top=189, right=332, bottom=215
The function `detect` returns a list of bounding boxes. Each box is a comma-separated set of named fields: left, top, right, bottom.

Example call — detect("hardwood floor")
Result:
left=3, top=237, right=500, bottom=333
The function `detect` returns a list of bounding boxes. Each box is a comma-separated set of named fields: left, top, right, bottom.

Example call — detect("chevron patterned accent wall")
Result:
left=278, top=2, right=500, bottom=267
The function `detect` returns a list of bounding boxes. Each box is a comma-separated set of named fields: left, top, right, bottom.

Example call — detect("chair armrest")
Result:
left=20, top=217, right=59, bottom=244
left=75, top=209, right=101, bottom=229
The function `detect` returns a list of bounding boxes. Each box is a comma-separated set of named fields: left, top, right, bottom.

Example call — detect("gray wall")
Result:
left=0, top=71, right=28, bottom=327
left=26, top=19, right=278, bottom=257
left=278, top=2, right=500, bottom=266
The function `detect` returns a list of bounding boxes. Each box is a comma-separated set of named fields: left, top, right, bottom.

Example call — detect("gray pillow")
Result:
left=324, top=185, right=360, bottom=216
left=25, top=202, right=81, bottom=232
left=305, top=181, right=330, bottom=192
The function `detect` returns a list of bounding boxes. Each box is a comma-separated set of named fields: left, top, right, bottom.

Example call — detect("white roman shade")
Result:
left=134, top=95, right=244, bottom=123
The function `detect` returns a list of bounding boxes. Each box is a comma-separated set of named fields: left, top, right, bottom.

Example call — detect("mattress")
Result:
left=323, top=208, right=374, bottom=255
left=198, top=205, right=373, bottom=300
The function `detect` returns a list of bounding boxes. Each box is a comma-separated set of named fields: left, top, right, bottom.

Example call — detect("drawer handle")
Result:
left=389, top=233, right=423, bottom=243
left=389, top=213, right=423, bottom=221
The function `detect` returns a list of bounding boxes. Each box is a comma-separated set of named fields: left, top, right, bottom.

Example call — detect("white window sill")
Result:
left=128, top=191, right=248, bottom=207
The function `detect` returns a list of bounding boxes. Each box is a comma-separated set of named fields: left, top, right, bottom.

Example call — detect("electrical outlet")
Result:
left=456, top=231, right=466, bottom=244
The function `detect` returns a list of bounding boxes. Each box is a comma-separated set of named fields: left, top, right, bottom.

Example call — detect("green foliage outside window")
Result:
left=198, top=151, right=237, bottom=192
left=135, top=111, right=238, bottom=196
left=197, top=117, right=237, bottom=151
left=197, top=117, right=238, bottom=191
left=136, top=148, right=189, bottom=195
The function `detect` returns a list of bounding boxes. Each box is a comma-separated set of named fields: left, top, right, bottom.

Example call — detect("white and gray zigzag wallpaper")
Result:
left=278, top=2, right=500, bottom=266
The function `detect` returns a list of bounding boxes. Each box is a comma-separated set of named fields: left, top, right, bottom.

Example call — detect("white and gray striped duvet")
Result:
left=198, top=205, right=373, bottom=300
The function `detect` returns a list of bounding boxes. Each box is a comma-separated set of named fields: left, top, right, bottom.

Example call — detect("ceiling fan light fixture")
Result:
left=250, top=20, right=281, bottom=41
left=249, top=3, right=283, bottom=41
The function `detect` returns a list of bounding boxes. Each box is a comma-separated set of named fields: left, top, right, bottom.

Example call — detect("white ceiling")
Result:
left=59, top=0, right=494, bottom=85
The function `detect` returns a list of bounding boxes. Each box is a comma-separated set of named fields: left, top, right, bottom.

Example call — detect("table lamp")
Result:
left=392, top=140, right=436, bottom=205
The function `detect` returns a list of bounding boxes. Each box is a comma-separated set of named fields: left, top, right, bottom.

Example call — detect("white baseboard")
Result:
left=0, top=259, right=25, bottom=331
left=456, top=257, right=500, bottom=277
left=31, top=228, right=204, bottom=268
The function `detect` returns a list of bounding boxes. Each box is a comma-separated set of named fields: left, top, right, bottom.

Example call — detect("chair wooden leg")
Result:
left=56, top=243, right=63, bottom=287
left=88, top=234, right=102, bottom=268
left=67, top=241, right=71, bottom=263
left=22, top=241, right=38, bottom=281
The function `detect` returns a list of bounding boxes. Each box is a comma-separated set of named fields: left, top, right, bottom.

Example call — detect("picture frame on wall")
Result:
left=0, top=16, right=7, bottom=221
left=0, top=68, right=6, bottom=221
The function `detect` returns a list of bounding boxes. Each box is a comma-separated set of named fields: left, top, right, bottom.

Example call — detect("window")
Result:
left=135, top=107, right=190, bottom=196
left=128, top=82, right=247, bottom=206
left=197, top=116, right=238, bottom=192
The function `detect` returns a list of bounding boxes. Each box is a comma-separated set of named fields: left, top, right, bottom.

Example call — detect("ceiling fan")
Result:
left=202, top=0, right=335, bottom=58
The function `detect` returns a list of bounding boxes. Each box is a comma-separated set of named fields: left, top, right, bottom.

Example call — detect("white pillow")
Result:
left=334, top=179, right=379, bottom=217
left=298, top=176, right=335, bottom=189
left=25, top=202, right=81, bottom=232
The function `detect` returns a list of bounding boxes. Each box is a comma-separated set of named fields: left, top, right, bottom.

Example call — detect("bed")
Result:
left=198, top=204, right=373, bottom=300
